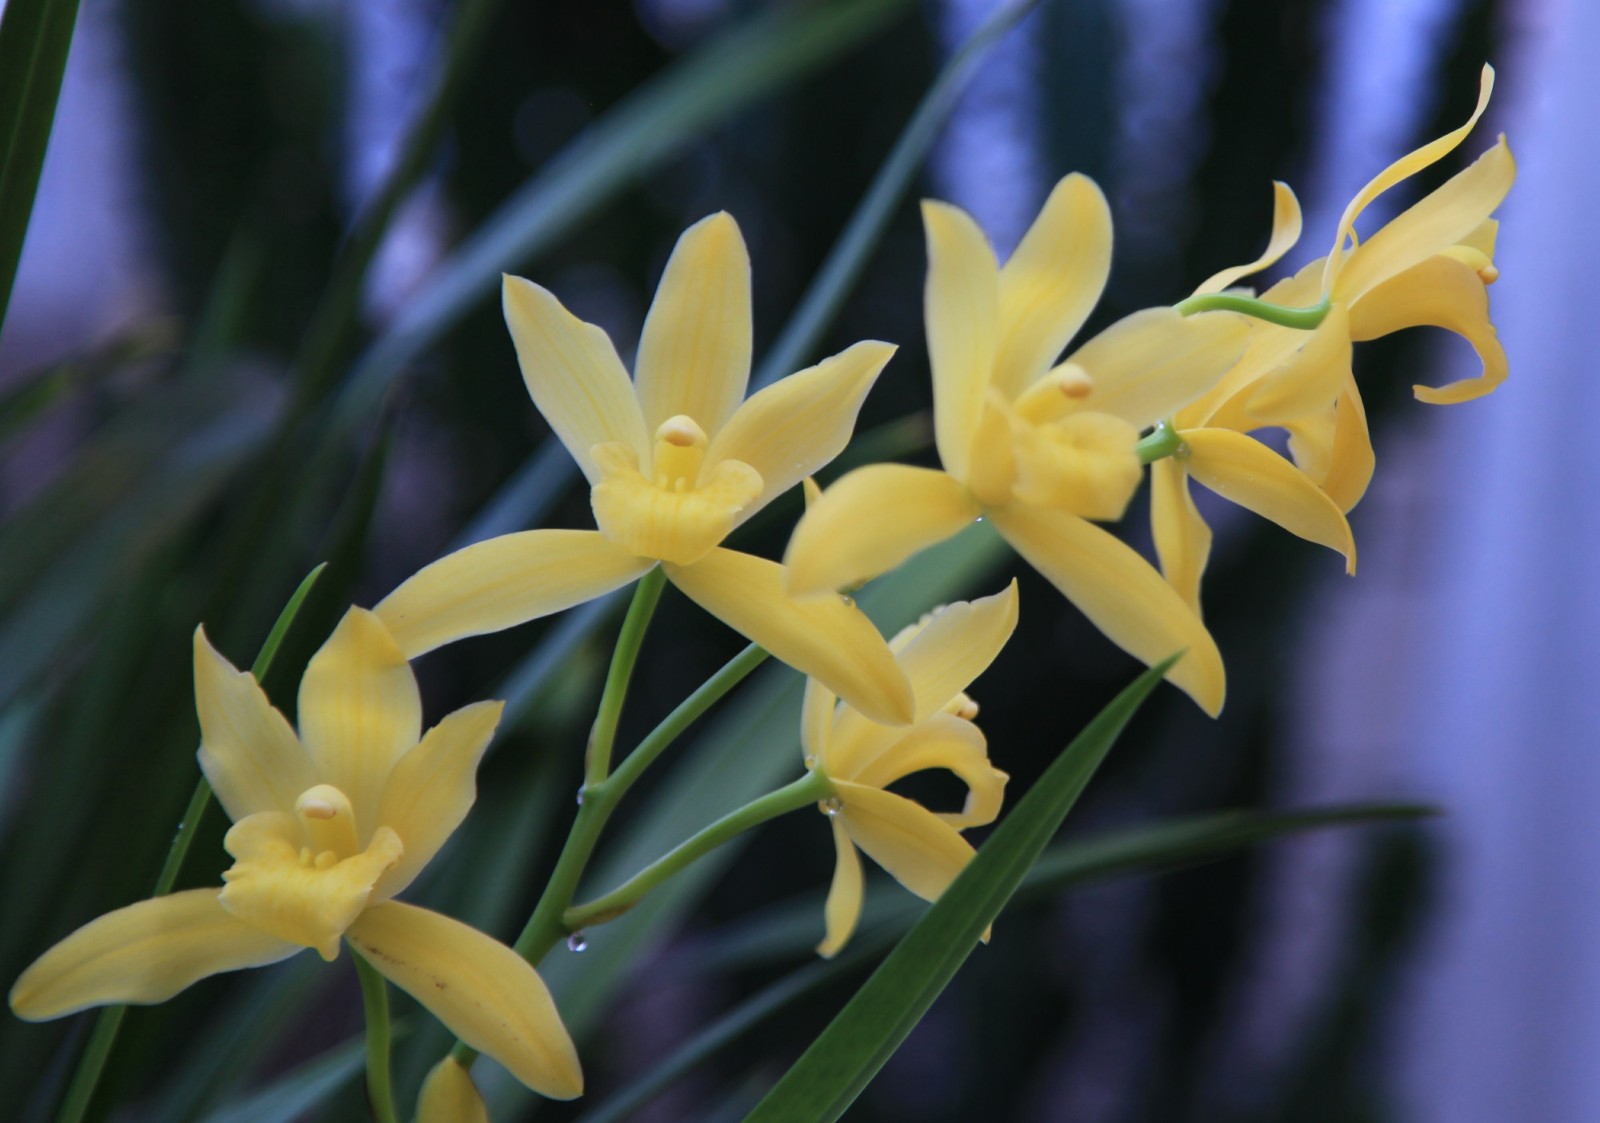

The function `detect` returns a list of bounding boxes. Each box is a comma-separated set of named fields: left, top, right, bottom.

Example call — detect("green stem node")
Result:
left=1136, top=421, right=1186, bottom=465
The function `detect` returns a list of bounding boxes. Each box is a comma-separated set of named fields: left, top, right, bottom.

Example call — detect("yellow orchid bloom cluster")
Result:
left=10, top=608, right=583, bottom=1100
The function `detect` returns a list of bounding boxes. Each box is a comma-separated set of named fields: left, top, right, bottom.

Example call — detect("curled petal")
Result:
left=705, top=340, right=895, bottom=521
left=374, top=530, right=655, bottom=659
left=922, top=200, right=1001, bottom=479
left=634, top=212, right=752, bottom=440
left=992, top=174, right=1112, bottom=399
left=990, top=505, right=1225, bottom=715
left=817, top=818, right=864, bottom=959
left=836, top=782, right=974, bottom=906
left=193, top=626, right=316, bottom=823
left=503, top=276, right=649, bottom=483
left=10, top=889, right=299, bottom=1021
left=783, top=464, right=980, bottom=598
left=1065, top=307, right=1250, bottom=430
left=1182, top=428, right=1356, bottom=573
left=373, top=701, right=504, bottom=901
left=846, top=713, right=1006, bottom=831
left=297, top=609, right=421, bottom=831
left=417, top=1058, right=490, bottom=1123
left=667, top=548, right=913, bottom=726
left=1195, top=181, right=1304, bottom=295
left=1349, top=252, right=1507, bottom=405
left=347, top=902, right=583, bottom=1100
left=1149, top=458, right=1211, bottom=616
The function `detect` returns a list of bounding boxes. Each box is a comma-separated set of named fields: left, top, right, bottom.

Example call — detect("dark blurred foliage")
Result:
left=0, top=0, right=1506, bottom=1119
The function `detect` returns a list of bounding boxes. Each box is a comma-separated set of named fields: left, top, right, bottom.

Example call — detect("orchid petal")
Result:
left=634, top=212, right=752, bottom=440
left=1064, top=307, right=1249, bottom=430
left=992, top=174, right=1112, bottom=399
left=846, top=713, right=1006, bottom=830
left=1149, top=458, right=1211, bottom=616
left=1241, top=303, right=1353, bottom=425
left=10, top=889, right=298, bottom=1021
left=347, top=902, right=583, bottom=1100
left=193, top=626, right=315, bottom=823
left=836, top=782, right=974, bottom=905
left=817, top=818, right=864, bottom=959
left=989, top=505, right=1225, bottom=715
left=417, top=1058, right=490, bottom=1123
left=783, top=464, right=980, bottom=597
left=706, top=340, right=894, bottom=520
left=667, top=548, right=913, bottom=725
left=1195, top=181, right=1304, bottom=294
left=374, top=530, right=654, bottom=659
left=503, top=276, right=649, bottom=483
left=922, top=200, right=1000, bottom=479
left=801, top=677, right=836, bottom=767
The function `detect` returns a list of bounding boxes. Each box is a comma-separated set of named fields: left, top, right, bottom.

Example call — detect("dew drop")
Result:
left=803, top=754, right=817, bottom=770
left=822, top=798, right=843, bottom=817
left=566, top=932, right=588, bottom=953
left=575, top=787, right=585, bottom=806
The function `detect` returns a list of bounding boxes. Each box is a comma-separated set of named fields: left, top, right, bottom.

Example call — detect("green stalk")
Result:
left=1135, top=421, right=1185, bottom=465
left=565, top=770, right=832, bottom=930
left=1174, top=291, right=1332, bottom=330
left=353, top=951, right=401, bottom=1123
left=585, top=566, right=668, bottom=785
left=51, top=563, right=326, bottom=1123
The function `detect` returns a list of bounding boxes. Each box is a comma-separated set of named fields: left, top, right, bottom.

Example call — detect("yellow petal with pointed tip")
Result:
left=783, top=464, right=980, bottom=597
left=634, top=212, right=752, bottom=440
left=1149, top=458, right=1211, bottom=616
left=417, top=1058, right=490, bottom=1123
left=1183, top=429, right=1356, bottom=573
left=1350, top=253, right=1506, bottom=405
left=992, top=174, right=1112, bottom=400
left=1065, top=307, right=1249, bottom=430
left=1196, top=181, right=1303, bottom=295
left=297, top=609, right=421, bottom=831
left=817, top=817, right=864, bottom=959
left=847, top=714, right=1006, bottom=831
left=348, top=902, right=583, bottom=1099
left=836, top=782, right=974, bottom=905
left=705, top=340, right=895, bottom=521
left=375, top=530, right=655, bottom=659
left=667, top=548, right=913, bottom=725
left=10, top=889, right=299, bottom=1021
left=1325, top=64, right=1494, bottom=285
left=1337, top=136, right=1515, bottom=302
left=503, top=275, right=649, bottom=483
left=889, top=582, right=1019, bottom=723
left=922, top=200, right=1000, bottom=479
left=989, top=505, right=1225, bottom=715
left=373, top=701, right=504, bottom=901
left=193, top=626, right=316, bottom=823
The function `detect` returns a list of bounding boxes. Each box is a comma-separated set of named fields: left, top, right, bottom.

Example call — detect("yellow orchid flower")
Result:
left=1152, top=65, right=1514, bottom=611
left=418, top=1057, right=491, bottom=1123
left=9, top=608, right=583, bottom=1101
left=804, top=582, right=1017, bottom=957
left=786, top=175, right=1249, bottom=715
left=373, top=212, right=913, bottom=725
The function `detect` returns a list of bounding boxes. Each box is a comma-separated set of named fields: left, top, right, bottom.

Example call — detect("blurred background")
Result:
left=1, top=0, right=1592, bottom=1120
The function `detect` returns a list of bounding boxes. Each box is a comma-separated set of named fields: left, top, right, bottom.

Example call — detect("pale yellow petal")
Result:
left=1183, top=429, right=1356, bottom=573
left=1241, top=303, right=1353, bottom=425
left=890, top=581, right=1018, bottom=723
left=1149, top=458, right=1210, bottom=616
left=667, top=548, right=913, bottom=725
left=992, top=174, right=1112, bottom=400
left=1349, top=252, right=1506, bottom=405
left=1325, top=64, right=1494, bottom=286
left=922, top=200, right=1000, bottom=479
left=374, top=530, right=655, bottom=659
left=782, top=464, right=980, bottom=597
left=193, top=626, right=316, bottom=823
left=1337, top=136, right=1515, bottom=302
left=989, top=505, right=1225, bottom=715
left=9, top=889, right=299, bottom=1021
left=1064, top=307, right=1250, bottom=429
left=1286, top=384, right=1375, bottom=513
left=817, top=817, right=864, bottom=959
left=633, top=212, right=752, bottom=439
left=503, top=275, right=649, bottom=483
left=417, top=1058, right=490, bottom=1123
left=801, top=676, right=837, bottom=767
left=705, top=340, right=895, bottom=520
left=297, top=609, right=421, bottom=832
left=347, top=902, right=583, bottom=1100
left=836, top=782, right=974, bottom=905
left=373, top=701, right=504, bottom=901
left=1195, top=181, right=1304, bottom=294
left=847, top=713, right=1006, bottom=830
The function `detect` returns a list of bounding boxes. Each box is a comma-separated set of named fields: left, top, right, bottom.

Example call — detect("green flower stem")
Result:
left=1174, top=291, right=1332, bottom=330
left=52, top=563, right=326, bottom=1123
left=565, top=769, right=834, bottom=931
left=1136, top=421, right=1185, bottom=465
left=585, top=566, right=668, bottom=786
left=353, top=951, right=401, bottom=1123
